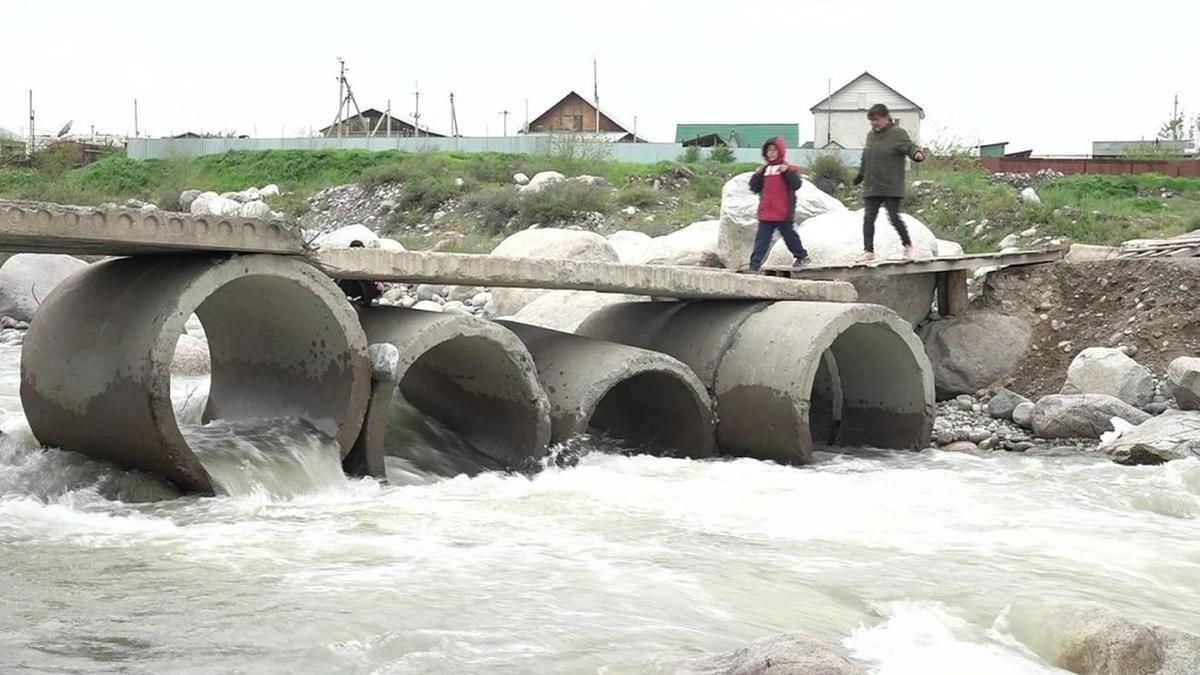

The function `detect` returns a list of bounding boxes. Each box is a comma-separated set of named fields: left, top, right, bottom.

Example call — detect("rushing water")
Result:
left=2, top=336, right=1200, bottom=674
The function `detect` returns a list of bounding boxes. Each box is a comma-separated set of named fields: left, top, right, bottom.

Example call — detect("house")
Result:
left=319, top=108, right=444, bottom=138
left=675, top=124, right=800, bottom=149
left=978, top=142, right=1008, bottom=158
left=809, top=72, right=924, bottom=149
left=524, top=91, right=643, bottom=142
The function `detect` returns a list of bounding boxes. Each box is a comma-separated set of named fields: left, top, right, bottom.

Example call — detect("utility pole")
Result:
left=449, top=92, right=460, bottom=137
left=27, top=90, right=34, bottom=157
left=593, top=56, right=600, bottom=133
left=524, top=98, right=529, bottom=134
left=499, top=109, right=511, bottom=137
left=336, top=58, right=346, bottom=138
left=633, top=115, right=638, bottom=143
left=826, top=78, right=832, bottom=146
left=386, top=98, right=392, bottom=138
left=134, top=98, right=139, bottom=139
left=412, top=81, right=421, bottom=138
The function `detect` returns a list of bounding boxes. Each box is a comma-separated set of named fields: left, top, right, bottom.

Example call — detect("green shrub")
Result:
left=361, top=153, right=452, bottom=187
left=806, top=153, right=852, bottom=187
left=617, top=184, right=660, bottom=208
left=517, top=181, right=612, bottom=225
left=398, top=175, right=460, bottom=213
left=680, top=145, right=702, bottom=163
left=462, top=186, right=522, bottom=234
left=691, top=174, right=723, bottom=200
left=709, top=145, right=735, bottom=164
left=0, top=169, right=39, bottom=192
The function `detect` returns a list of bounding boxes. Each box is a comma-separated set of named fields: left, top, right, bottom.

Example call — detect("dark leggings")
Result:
left=862, top=196, right=911, bottom=252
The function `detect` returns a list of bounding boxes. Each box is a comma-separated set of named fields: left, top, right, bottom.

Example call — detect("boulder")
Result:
left=415, top=284, right=446, bottom=302
left=517, top=170, right=565, bottom=194
left=1166, top=356, right=1200, bottom=410
left=378, top=238, right=405, bottom=251
left=0, top=253, right=89, bottom=322
left=1012, top=401, right=1035, bottom=429
left=509, top=290, right=643, bottom=333
left=171, top=334, right=211, bottom=377
left=238, top=200, right=271, bottom=219
left=313, top=224, right=379, bottom=249
left=259, top=184, right=280, bottom=198
left=239, top=187, right=262, bottom=202
left=178, top=189, right=202, bottom=212
left=936, top=239, right=965, bottom=257
left=642, top=220, right=722, bottom=268
left=919, top=311, right=1032, bottom=398
left=1061, top=347, right=1155, bottom=407
left=489, top=229, right=619, bottom=316
left=1101, top=410, right=1200, bottom=465
left=1032, top=394, right=1152, bottom=439
left=1006, top=600, right=1200, bottom=675
left=674, top=633, right=865, bottom=675
left=764, top=209, right=939, bottom=324
left=607, top=230, right=652, bottom=264
left=513, top=172, right=530, bottom=186
left=987, top=388, right=1030, bottom=419
left=999, top=234, right=1020, bottom=250
left=191, top=195, right=242, bottom=217
left=717, top=172, right=846, bottom=268
left=412, top=300, right=443, bottom=313
left=1020, top=187, right=1041, bottom=204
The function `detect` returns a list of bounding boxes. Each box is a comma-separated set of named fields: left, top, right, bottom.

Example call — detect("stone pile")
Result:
left=986, top=169, right=1065, bottom=190
left=180, top=184, right=285, bottom=220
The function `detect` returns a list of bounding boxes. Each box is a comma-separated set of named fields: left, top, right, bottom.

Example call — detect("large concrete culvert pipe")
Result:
left=578, top=300, right=933, bottom=463
left=495, top=321, right=717, bottom=458
left=20, top=254, right=371, bottom=494
left=356, top=308, right=552, bottom=477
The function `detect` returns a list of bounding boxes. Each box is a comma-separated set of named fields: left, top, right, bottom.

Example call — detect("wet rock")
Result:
left=673, top=633, right=865, bottom=675
left=1166, top=356, right=1200, bottom=410
left=942, top=440, right=979, bottom=452
left=1061, top=347, right=1155, bottom=407
left=1101, top=411, right=1200, bottom=465
left=1032, top=394, right=1152, bottom=439
left=0, top=253, right=89, bottom=323
left=967, top=429, right=991, bottom=443
left=1007, top=600, right=1200, bottom=675
left=1012, top=401, right=1035, bottom=428
left=987, top=388, right=1030, bottom=420
left=919, top=311, right=1032, bottom=399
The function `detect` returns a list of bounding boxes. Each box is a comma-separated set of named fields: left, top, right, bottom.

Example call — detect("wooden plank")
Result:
left=942, top=269, right=969, bottom=316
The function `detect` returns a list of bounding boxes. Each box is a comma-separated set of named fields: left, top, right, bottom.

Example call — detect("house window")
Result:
left=894, top=117, right=902, bottom=127
left=857, top=92, right=867, bottom=109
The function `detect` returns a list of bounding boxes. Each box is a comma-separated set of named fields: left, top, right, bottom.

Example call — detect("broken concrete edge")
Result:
left=343, top=345, right=402, bottom=481
left=358, top=308, right=553, bottom=469
left=20, top=253, right=371, bottom=494
left=0, top=199, right=305, bottom=255
left=497, top=319, right=718, bottom=457
left=310, top=248, right=858, bottom=302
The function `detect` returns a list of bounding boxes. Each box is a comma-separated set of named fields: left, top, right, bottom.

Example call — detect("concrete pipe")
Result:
left=357, top=308, right=552, bottom=477
left=496, top=320, right=716, bottom=458
left=578, top=300, right=932, bottom=463
left=20, top=254, right=371, bottom=494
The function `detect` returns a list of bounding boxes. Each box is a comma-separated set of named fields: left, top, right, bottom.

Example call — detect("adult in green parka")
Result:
left=852, top=103, right=926, bottom=262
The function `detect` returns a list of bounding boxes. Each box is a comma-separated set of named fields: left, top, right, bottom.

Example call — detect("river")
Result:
left=1, top=335, right=1199, bottom=673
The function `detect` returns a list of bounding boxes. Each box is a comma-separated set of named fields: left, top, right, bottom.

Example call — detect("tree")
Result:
left=1159, top=112, right=1186, bottom=141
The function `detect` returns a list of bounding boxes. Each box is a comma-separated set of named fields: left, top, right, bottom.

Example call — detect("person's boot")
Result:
left=855, top=250, right=876, bottom=263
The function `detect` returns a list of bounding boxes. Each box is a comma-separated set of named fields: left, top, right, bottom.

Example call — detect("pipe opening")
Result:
left=827, top=322, right=930, bottom=449
left=588, top=371, right=712, bottom=457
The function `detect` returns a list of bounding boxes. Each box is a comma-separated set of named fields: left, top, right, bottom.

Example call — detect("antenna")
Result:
left=449, top=92, right=460, bottom=137
left=499, top=109, right=511, bottom=137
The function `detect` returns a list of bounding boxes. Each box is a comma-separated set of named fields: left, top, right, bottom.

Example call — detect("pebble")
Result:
left=955, top=395, right=975, bottom=411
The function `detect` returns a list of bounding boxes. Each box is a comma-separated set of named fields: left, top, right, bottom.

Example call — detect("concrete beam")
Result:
left=313, top=249, right=858, bottom=302
left=357, top=308, right=552, bottom=477
left=498, top=320, right=717, bottom=457
left=764, top=248, right=1067, bottom=280
left=0, top=200, right=305, bottom=256
left=19, top=254, right=371, bottom=494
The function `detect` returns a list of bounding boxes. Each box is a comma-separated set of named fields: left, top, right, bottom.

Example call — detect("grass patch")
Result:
left=461, top=186, right=522, bottom=235
left=517, top=181, right=612, bottom=226
left=617, top=184, right=661, bottom=209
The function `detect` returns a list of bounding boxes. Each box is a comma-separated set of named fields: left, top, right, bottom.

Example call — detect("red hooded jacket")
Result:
left=748, top=137, right=802, bottom=222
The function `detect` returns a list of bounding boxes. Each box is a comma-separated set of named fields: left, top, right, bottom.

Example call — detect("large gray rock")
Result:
left=190, top=194, right=241, bottom=217
left=1101, top=410, right=1200, bottom=465
left=1061, top=347, right=1155, bottom=407
left=508, top=290, right=643, bottom=333
left=642, top=220, right=722, bottom=268
left=0, top=253, right=89, bottom=322
left=517, top=170, right=565, bottom=194
left=607, top=230, right=652, bottom=264
left=987, top=388, right=1030, bottom=420
left=178, top=189, right=202, bottom=212
left=717, top=172, right=846, bottom=268
left=673, top=633, right=865, bottom=675
left=489, top=228, right=619, bottom=316
left=1007, top=600, right=1200, bottom=675
left=314, top=224, right=380, bottom=249
left=238, top=200, right=271, bottom=219
left=1166, top=356, right=1200, bottom=410
left=1032, top=394, right=1152, bottom=439
left=919, top=311, right=1032, bottom=399
left=767, top=209, right=940, bottom=324
left=1012, top=401, right=1035, bottom=429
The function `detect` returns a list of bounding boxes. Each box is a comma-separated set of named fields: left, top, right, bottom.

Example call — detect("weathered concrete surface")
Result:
left=20, top=254, right=370, bottom=494
left=313, top=248, right=858, bottom=302
left=343, top=343, right=402, bottom=480
left=497, top=320, right=717, bottom=457
left=359, top=308, right=552, bottom=475
left=0, top=200, right=304, bottom=255
left=579, top=301, right=934, bottom=462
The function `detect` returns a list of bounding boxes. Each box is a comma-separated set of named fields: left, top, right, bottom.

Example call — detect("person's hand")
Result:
left=375, top=282, right=385, bottom=292
left=913, top=150, right=926, bottom=162
left=754, top=165, right=765, bottom=175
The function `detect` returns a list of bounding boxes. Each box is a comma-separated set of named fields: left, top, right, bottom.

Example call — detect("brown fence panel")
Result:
left=980, top=157, right=1199, bottom=176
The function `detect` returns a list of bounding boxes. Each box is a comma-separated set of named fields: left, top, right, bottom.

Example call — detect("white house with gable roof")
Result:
left=810, top=72, right=924, bottom=150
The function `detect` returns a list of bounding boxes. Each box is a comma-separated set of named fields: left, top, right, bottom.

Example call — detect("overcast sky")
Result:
left=2, top=1, right=1196, bottom=154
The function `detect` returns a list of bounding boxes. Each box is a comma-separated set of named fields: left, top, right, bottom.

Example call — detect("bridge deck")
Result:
left=312, top=249, right=857, bottom=302
left=761, top=247, right=1067, bottom=280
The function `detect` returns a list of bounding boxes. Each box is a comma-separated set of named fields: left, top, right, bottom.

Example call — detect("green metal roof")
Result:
left=675, top=124, right=800, bottom=149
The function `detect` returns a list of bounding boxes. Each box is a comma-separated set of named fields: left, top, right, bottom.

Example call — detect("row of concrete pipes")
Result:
left=19, top=254, right=935, bottom=494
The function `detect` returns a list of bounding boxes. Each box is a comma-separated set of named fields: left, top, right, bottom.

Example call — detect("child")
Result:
left=852, top=103, right=926, bottom=262
left=747, top=137, right=810, bottom=271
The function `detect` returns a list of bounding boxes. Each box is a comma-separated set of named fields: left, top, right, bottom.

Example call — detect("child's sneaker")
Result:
left=792, top=255, right=811, bottom=268
left=855, top=251, right=876, bottom=263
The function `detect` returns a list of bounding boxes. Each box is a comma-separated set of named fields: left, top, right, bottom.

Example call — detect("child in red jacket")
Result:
left=747, top=137, right=810, bottom=271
